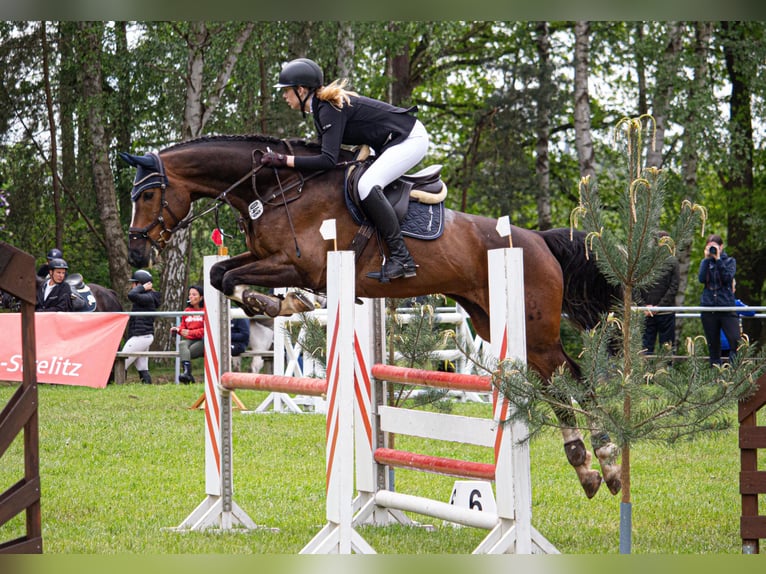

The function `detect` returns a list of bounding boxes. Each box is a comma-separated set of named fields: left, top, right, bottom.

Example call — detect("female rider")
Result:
left=262, top=58, right=429, bottom=282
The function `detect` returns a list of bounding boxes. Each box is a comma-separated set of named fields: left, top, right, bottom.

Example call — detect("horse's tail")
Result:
left=538, top=228, right=621, bottom=331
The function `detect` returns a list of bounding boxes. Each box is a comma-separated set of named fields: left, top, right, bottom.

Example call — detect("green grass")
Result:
left=0, top=377, right=754, bottom=554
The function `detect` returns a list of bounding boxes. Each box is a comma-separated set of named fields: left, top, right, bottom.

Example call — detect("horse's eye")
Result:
left=143, top=191, right=155, bottom=201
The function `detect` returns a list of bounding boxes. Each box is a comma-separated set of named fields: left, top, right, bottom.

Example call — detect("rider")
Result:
left=37, top=248, right=63, bottom=278
left=36, top=258, right=74, bottom=312
left=262, top=57, right=429, bottom=282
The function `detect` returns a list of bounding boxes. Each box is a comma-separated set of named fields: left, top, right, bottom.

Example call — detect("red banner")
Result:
left=0, top=312, right=129, bottom=388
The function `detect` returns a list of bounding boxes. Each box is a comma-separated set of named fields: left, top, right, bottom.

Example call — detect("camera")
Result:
left=709, top=245, right=717, bottom=256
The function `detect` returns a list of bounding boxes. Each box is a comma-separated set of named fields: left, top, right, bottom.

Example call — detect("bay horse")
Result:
left=121, top=134, right=622, bottom=498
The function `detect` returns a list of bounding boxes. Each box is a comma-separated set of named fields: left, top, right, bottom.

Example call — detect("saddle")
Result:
left=65, top=274, right=97, bottom=312
left=343, top=146, right=447, bottom=261
left=345, top=145, right=447, bottom=221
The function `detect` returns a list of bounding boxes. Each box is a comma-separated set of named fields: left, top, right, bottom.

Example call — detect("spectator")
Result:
left=231, top=318, right=251, bottom=357
left=122, top=269, right=161, bottom=384
left=171, top=285, right=205, bottom=383
left=638, top=231, right=680, bottom=354
left=698, top=233, right=739, bottom=365
left=37, top=248, right=63, bottom=279
left=720, top=282, right=755, bottom=358
left=35, top=258, right=73, bottom=312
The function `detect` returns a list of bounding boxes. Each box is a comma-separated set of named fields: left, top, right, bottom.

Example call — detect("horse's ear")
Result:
left=119, top=151, right=157, bottom=169
left=118, top=151, right=139, bottom=166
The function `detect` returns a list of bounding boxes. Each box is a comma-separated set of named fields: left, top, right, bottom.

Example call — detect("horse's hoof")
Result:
left=579, top=470, right=602, bottom=499
left=564, top=438, right=588, bottom=467
left=283, top=291, right=314, bottom=314
left=604, top=473, right=621, bottom=495
left=594, top=443, right=622, bottom=495
left=242, top=290, right=281, bottom=317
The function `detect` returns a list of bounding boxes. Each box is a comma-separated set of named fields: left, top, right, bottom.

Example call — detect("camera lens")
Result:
left=709, top=246, right=717, bottom=255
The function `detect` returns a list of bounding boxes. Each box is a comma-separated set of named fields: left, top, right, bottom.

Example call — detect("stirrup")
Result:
left=366, top=260, right=418, bottom=283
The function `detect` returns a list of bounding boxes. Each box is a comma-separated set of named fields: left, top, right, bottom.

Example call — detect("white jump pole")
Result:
left=476, top=246, right=557, bottom=554
left=300, top=250, right=376, bottom=554
left=173, top=254, right=257, bottom=531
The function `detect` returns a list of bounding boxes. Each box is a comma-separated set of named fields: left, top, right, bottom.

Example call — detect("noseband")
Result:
left=127, top=153, right=190, bottom=251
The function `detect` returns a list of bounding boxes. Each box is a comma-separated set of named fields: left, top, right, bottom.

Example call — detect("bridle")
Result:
left=127, top=152, right=192, bottom=251
left=128, top=143, right=334, bottom=256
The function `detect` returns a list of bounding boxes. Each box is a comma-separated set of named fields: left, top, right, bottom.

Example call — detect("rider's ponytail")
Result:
left=316, top=79, right=357, bottom=110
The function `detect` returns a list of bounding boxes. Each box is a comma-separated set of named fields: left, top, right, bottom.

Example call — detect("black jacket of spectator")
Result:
left=36, top=281, right=73, bottom=312
left=126, top=284, right=161, bottom=337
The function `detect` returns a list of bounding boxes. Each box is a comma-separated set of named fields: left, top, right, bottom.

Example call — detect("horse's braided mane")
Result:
left=163, top=134, right=321, bottom=152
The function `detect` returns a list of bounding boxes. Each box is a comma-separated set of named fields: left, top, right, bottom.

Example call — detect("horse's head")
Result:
left=121, top=135, right=350, bottom=270
left=120, top=151, right=192, bottom=268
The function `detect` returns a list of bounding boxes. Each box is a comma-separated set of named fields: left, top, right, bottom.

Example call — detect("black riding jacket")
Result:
left=293, top=93, right=417, bottom=172
left=36, top=280, right=73, bottom=312
left=126, top=285, right=161, bottom=337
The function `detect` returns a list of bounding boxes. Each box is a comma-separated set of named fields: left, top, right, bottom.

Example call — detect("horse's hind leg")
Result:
left=592, top=432, right=621, bottom=495
left=561, top=427, right=602, bottom=499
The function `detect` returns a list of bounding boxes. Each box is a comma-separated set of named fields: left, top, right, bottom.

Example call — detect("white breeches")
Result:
left=122, top=334, right=154, bottom=371
left=358, top=120, right=429, bottom=200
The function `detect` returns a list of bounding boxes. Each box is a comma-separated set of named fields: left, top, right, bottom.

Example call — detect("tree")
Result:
left=496, top=116, right=764, bottom=552
left=534, top=21, right=553, bottom=231
left=719, top=22, right=766, bottom=346
left=77, top=21, right=130, bottom=299
left=133, top=22, right=255, bottom=350
left=573, top=21, right=597, bottom=183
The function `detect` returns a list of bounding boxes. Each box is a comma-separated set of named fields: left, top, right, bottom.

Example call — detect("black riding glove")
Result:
left=262, top=152, right=287, bottom=167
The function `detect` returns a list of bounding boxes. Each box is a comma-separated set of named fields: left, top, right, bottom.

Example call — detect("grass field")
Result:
left=0, top=375, right=756, bottom=555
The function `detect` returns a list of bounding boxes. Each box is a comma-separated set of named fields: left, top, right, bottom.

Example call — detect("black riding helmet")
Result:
left=274, top=58, right=324, bottom=116
left=274, top=58, right=324, bottom=89
left=130, top=269, right=152, bottom=283
left=48, top=258, right=68, bottom=270
left=47, top=248, right=63, bottom=260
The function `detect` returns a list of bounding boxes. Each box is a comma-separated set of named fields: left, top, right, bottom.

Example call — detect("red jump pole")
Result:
left=371, top=364, right=491, bottom=393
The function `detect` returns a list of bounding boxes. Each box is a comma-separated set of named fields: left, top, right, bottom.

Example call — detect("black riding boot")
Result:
left=138, top=370, right=152, bottom=385
left=179, top=361, right=195, bottom=384
left=361, top=186, right=417, bottom=282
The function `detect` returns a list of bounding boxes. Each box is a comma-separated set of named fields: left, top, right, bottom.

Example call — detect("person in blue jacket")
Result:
left=230, top=318, right=250, bottom=357
left=720, top=288, right=755, bottom=357
left=263, top=58, right=429, bottom=282
left=698, top=233, right=740, bottom=365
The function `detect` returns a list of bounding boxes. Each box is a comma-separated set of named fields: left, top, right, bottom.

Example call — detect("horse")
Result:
left=230, top=317, right=275, bottom=374
left=1, top=275, right=123, bottom=313
left=121, top=134, right=622, bottom=498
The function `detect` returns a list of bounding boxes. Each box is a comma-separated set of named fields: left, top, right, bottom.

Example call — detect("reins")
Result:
left=129, top=141, right=346, bottom=256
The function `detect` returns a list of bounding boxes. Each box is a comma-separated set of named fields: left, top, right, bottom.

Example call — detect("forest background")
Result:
left=1, top=21, right=765, bottom=352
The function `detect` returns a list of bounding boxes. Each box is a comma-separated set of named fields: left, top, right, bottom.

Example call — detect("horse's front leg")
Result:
left=222, top=257, right=314, bottom=318
left=210, top=252, right=257, bottom=294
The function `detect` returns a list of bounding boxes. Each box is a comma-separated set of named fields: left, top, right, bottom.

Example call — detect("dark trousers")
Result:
left=701, top=311, right=741, bottom=365
left=642, top=313, right=676, bottom=354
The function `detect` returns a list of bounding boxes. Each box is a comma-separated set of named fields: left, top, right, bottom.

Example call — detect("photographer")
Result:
left=698, top=233, right=740, bottom=365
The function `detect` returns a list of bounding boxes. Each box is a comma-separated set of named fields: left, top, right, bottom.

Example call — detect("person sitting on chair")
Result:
left=264, top=57, right=429, bottom=282
left=231, top=317, right=250, bottom=357
left=171, top=285, right=205, bottom=383
left=36, top=258, right=73, bottom=312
